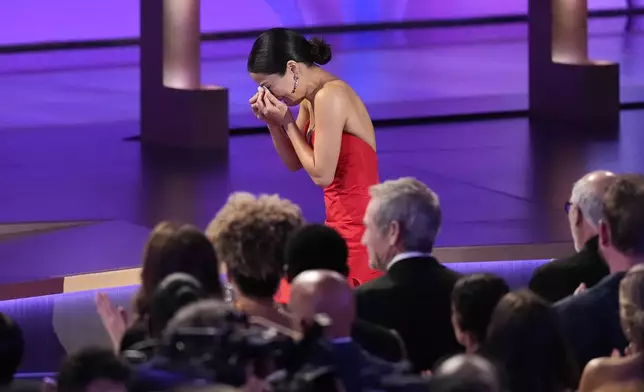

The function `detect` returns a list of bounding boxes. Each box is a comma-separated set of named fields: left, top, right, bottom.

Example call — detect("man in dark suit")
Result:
left=530, top=170, right=615, bottom=303
left=355, top=177, right=462, bottom=372
left=555, top=174, right=644, bottom=369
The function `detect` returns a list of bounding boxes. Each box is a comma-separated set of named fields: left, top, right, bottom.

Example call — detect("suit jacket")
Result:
left=355, top=256, right=462, bottom=372
left=529, top=236, right=609, bottom=303
left=555, top=272, right=628, bottom=369
left=351, top=318, right=406, bottom=363
left=327, top=340, right=407, bottom=392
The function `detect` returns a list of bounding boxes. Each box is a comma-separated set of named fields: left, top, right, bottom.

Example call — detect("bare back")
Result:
left=303, top=79, right=376, bottom=152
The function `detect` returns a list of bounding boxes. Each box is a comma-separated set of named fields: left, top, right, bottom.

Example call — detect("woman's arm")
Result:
left=251, top=88, right=309, bottom=171
left=266, top=102, right=311, bottom=172
left=281, top=86, right=349, bottom=188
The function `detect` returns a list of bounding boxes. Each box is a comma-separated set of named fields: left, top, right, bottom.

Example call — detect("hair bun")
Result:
left=309, top=37, right=332, bottom=65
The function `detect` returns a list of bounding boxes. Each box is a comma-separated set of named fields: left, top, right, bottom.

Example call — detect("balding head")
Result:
left=569, top=170, right=617, bottom=251
left=288, top=270, right=355, bottom=339
left=433, top=354, right=501, bottom=392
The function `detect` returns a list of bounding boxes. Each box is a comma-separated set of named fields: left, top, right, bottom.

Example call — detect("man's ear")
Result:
left=461, top=331, right=478, bottom=351
left=599, top=219, right=611, bottom=247
left=573, top=205, right=584, bottom=226
left=387, top=221, right=400, bottom=247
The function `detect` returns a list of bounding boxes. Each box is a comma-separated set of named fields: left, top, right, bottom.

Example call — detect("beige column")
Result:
left=140, top=0, right=229, bottom=152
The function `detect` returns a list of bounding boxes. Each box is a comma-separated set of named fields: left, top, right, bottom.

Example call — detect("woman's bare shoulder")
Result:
left=321, top=79, right=355, bottom=96
left=582, top=355, right=642, bottom=390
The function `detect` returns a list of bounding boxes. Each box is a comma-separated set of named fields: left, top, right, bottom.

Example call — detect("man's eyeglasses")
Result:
left=564, top=201, right=572, bottom=214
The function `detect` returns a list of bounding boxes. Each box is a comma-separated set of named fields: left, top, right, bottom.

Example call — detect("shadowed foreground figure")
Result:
left=289, top=270, right=403, bottom=391
left=430, top=354, right=502, bottom=392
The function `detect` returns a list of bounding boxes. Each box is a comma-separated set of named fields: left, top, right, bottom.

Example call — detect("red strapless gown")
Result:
left=273, top=128, right=382, bottom=304
left=312, top=128, right=383, bottom=285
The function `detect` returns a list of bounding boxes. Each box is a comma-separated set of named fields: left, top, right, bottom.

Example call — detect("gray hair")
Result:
left=369, top=177, right=441, bottom=253
left=571, top=172, right=615, bottom=229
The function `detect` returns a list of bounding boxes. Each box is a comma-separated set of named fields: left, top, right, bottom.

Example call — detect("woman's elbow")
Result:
left=312, top=175, right=334, bottom=188
left=285, top=160, right=303, bottom=172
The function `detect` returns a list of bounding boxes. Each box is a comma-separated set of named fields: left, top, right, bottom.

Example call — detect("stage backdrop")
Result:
left=0, top=0, right=636, bottom=46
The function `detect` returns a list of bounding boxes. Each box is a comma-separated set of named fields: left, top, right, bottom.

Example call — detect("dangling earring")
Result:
left=291, top=75, right=299, bottom=94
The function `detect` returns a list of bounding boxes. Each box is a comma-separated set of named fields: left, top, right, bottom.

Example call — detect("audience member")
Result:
left=355, top=177, right=462, bottom=372
left=150, top=299, right=277, bottom=392
left=556, top=174, right=644, bottom=368
left=578, top=264, right=644, bottom=392
left=285, top=224, right=350, bottom=283
left=56, top=347, right=131, bottom=392
left=451, top=274, right=509, bottom=353
left=97, top=221, right=223, bottom=352
left=483, top=290, right=579, bottom=392
left=530, top=170, right=615, bottom=302
left=0, top=313, right=37, bottom=392
left=430, top=354, right=502, bottom=392
left=289, top=270, right=402, bottom=392
left=274, top=223, right=350, bottom=304
left=207, top=192, right=304, bottom=328
left=163, top=299, right=234, bottom=332
left=282, top=224, right=405, bottom=362
left=175, top=387, right=241, bottom=392
left=29, top=172, right=644, bottom=392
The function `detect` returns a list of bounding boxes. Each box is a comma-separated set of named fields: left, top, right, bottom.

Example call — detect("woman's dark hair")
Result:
left=57, top=347, right=131, bottom=392
left=284, top=224, right=349, bottom=282
left=247, top=28, right=332, bottom=75
left=134, top=221, right=223, bottom=317
left=0, top=313, right=23, bottom=384
left=452, top=273, right=510, bottom=344
left=482, top=290, right=579, bottom=392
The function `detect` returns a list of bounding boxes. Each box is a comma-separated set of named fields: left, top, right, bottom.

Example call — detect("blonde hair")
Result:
left=620, top=264, right=644, bottom=350
left=206, top=192, right=305, bottom=279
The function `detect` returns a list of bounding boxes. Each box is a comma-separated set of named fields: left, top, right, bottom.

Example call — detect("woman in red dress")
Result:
left=247, top=28, right=381, bottom=293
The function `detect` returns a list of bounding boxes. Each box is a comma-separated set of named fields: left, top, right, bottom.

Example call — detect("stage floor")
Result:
left=2, top=109, right=644, bottom=297
left=2, top=20, right=644, bottom=298
left=1, top=17, right=644, bottom=130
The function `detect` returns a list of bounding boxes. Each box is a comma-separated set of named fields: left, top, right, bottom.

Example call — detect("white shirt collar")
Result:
left=386, top=251, right=433, bottom=271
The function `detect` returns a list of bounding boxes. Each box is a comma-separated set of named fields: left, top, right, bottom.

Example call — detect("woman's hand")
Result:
left=249, top=88, right=277, bottom=125
left=95, top=292, right=128, bottom=352
left=251, top=87, right=293, bottom=126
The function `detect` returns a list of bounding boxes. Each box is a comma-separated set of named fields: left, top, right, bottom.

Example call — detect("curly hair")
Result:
left=206, top=192, right=305, bottom=280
